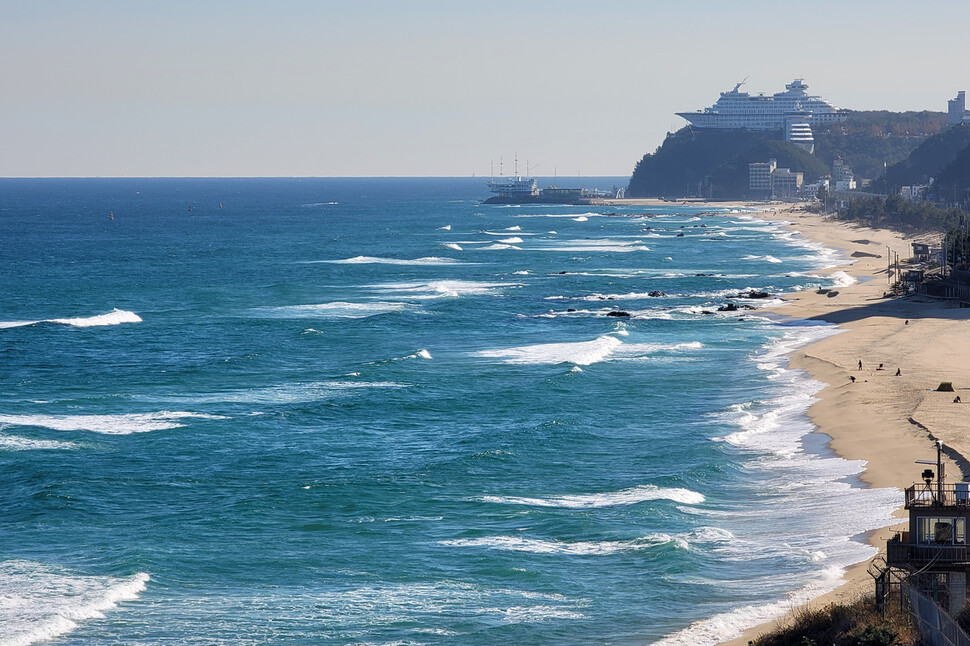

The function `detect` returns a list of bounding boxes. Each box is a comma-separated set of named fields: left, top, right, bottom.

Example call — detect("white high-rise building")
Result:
left=948, top=91, right=968, bottom=127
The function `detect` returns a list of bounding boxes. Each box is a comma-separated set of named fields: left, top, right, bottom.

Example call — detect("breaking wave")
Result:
left=0, top=412, right=226, bottom=435
left=0, top=309, right=142, bottom=330
left=481, top=485, right=705, bottom=508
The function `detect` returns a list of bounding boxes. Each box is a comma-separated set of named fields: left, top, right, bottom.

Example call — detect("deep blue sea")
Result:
left=0, top=178, right=899, bottom=645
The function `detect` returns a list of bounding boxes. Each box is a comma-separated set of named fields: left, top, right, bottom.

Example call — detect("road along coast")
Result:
left=720, top=205, right=970, bottom=645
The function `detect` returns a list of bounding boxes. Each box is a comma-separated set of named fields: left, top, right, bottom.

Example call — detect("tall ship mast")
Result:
left=676, top=78, right=846, bottom=131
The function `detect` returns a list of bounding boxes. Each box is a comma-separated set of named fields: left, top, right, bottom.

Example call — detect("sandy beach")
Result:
left=710, top=205, right=970, bottom=645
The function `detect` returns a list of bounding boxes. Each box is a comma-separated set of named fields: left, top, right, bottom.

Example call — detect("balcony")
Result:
left=887, top=533, right=970, bottom=568
left=904, top=483, right=970, bottom=509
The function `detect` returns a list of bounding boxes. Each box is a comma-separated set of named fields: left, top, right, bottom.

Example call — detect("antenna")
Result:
left=500, top=156, right=504, bottom=178
left=514, top=153, right=518, bottom=178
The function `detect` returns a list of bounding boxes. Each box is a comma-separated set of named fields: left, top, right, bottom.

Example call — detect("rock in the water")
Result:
left=648, top=290, right=667, bottom=297
left=606, top=311, right=630, bottom=317
left=717, top=303, right=739, bottom=312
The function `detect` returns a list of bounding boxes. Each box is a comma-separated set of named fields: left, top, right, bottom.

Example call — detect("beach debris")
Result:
left=606, top=311, right=630, bottom=317
left=938, top=381, right=956, bottom=392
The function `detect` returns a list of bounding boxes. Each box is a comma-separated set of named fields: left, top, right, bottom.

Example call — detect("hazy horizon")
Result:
left=3, top=0, right=969, bottom=178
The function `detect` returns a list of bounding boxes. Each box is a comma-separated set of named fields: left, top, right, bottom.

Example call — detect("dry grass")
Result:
left=751, top=596, right=919, bottom=646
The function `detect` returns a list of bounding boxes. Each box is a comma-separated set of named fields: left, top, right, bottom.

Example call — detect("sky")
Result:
left=2, top=0, right=969, bottom=178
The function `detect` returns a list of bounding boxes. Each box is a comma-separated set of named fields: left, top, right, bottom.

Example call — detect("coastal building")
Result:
left=748, top=158, right=803, bottom=198
left=948, top=91, right=969, bottom=127
left=878, top=442, right=970, bottom=618
left=770, top=168, right=803, bottom=198
left=833, top=156, right=856, bottom=191
left=677, top=79, right=845, bottom=132
left=748, top=159, right=776, bottom=195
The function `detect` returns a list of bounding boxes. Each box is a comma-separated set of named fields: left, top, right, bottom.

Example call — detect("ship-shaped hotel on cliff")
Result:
left=677, top=78, right=846, bottom=153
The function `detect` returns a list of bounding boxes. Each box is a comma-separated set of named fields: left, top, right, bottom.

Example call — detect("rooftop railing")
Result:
left=904, top=483, right=970, bottom=509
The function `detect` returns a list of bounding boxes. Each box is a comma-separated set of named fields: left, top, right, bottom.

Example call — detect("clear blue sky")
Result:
left=2, top=0, right=967, bottom=177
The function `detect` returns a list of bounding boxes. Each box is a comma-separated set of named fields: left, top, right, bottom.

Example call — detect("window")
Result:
left=918, top=517, right=967, bottom=544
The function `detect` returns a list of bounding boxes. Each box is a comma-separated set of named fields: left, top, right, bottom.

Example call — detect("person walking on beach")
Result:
left=858, top=359, right=862, bottom=370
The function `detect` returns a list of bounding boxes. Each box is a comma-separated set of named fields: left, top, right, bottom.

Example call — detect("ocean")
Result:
left=0, top=178, right=899, bottom=645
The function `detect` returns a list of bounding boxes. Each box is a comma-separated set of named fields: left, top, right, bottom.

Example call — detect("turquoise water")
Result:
left=0, top=178, right=898, bottom=645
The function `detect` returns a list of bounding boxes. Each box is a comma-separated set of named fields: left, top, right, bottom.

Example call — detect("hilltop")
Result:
left=628, top=111, right=946, bottom=200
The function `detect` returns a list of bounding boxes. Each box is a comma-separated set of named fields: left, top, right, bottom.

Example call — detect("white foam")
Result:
left=443, top=243, right=463, bottom=251
left=505, top=226, right=521, bottom=231
left=497, top=237, right=524, bottom=244
left=319, top=256, right=464, bottom=265
left=742, top=254, right=782, bottom=263
left=0, top=309, right=142, bottom=329
left=150, top=381, right=407, bottom=405
left=438, top=225, right=451, bottom=230
left=482, top=484, right=705, bottom=508
left=259, top=301, right=412, bottom=319
left=649, top=567, right=849, bottom=646
left=307, top=580, right=585, bottom=627
left=413, top=349, right=432, bottom=360
left=475, top=335, right=623, bottom=366
left=572, top=216, right=588, bottom=222
left=0, top=560, right=148, bottom=646
left=0, top=412, right=225, bottom=435
left=828, top=270, right=856, bottom=287
left=367, top=280, right=518, bottom=299
left=515, top=212, right=603, bottom=219
left=440, top=534, right=676, bottom=555
left=0, top=434, right=78, bottom=451
left=476, top=336, right=702, bottom=366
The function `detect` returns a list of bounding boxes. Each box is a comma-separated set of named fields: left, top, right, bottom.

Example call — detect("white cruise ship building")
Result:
left=677, top=79, right=845, bottom=131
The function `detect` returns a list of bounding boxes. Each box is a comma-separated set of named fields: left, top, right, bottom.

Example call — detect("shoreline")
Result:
left=717, top=205, right=969, bottom=645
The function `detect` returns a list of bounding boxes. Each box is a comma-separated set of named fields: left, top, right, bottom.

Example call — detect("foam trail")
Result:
left=0, top=309, right=142, bottom=329
left=440, top=535, right=677, bottom=555
left=0, top=435, right=78, bottom=451
left=443, top=243, right=463, bottom=251
left=318, top=256, right=464, bottom=265
left=259, top=301, right=412, bottom=319
left=367, top=280, right=517, bottom=299
left=482, top=485, right=705, bottom=508
left=0, top=560, right=149, bottom=646
left=0, top=412, right=226, bottom=435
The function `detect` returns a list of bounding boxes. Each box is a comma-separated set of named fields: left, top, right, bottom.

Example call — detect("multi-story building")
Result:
left=748, top=159, right=776, bottom=195
left=948, top=91, right=968, bottom=127
left=770, top=167, right=803, bottom=198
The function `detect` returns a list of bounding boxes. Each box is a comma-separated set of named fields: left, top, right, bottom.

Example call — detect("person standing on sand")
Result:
left=858, top=359, right=862, bottom=370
